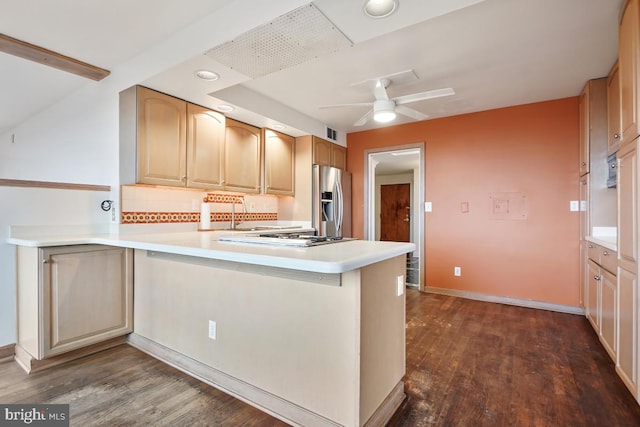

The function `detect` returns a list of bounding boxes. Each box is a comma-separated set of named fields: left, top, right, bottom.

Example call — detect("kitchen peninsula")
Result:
left=8, top=228, right=414, bottom=427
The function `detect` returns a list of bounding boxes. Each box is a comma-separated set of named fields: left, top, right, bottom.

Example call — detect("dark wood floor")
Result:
left=2, top=290, right=640, bottom=426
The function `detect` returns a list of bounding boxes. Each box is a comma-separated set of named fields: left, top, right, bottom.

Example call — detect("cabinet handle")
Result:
left=594, top=275, right=601, bottom=281
left=42, top=259, right=50, bottom=264
left=614, top=133, right=621, bottom=140
left=610, top=163, right=616, bottom=169
left=588, top=244, right=594, bottom=248
left=581, top=162, right=587, bottom=166
left=603, top=251, right=610, bottom=256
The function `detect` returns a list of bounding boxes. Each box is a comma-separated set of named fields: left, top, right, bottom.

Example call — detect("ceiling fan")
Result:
left=320, top=78, right=454, bottom=126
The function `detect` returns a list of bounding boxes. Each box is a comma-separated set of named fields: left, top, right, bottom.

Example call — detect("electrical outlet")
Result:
left=208, top=320, right=217, bottom=340
left=396, top=275, right=405, bottom=296
left=454, top=266, right=461, bottom=276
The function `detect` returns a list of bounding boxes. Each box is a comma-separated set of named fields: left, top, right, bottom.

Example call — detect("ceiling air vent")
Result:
left=205, top=3, right=352, bottom=79
left=326, top=127, right=337, bottom=142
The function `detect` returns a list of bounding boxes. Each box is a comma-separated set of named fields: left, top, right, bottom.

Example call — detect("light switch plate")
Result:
left=424, top=202, right=432, bottom=212
left=569, top=200, right=579, bottom=212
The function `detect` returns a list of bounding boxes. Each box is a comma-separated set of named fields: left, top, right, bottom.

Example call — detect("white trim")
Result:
left=424, top=286, right=584, bottom=315
left=364, top=142, right=425, bottom=289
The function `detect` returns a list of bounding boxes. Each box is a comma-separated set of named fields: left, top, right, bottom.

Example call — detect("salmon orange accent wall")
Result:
left=347, top=97, right=580, bottom=307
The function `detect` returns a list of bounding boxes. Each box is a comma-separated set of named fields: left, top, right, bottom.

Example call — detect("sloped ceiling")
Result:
left=0, top=0, right=625, bottom=139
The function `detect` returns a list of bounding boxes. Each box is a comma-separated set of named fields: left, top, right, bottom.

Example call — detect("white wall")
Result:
left=0, top=187, right=112, bottom=345
left=0, top=0, right=310, bottom=347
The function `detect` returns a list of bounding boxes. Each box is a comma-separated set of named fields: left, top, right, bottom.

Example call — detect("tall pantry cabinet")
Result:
left=616, top=0, right=640, bottom=400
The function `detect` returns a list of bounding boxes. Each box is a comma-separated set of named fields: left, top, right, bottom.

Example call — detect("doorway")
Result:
left=364, top=144, right=424, bottom=289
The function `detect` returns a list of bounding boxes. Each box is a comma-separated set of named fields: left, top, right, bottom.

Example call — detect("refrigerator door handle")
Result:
left=335, top=175, right=343, bottom=235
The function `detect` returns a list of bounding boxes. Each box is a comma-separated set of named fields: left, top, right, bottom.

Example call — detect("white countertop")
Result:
left=7, top=228, right=415, bottom=274
left=586, top=226, right=617, bottom=251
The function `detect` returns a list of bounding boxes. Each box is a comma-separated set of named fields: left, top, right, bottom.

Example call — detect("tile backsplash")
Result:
left=120, top=185, right=278, bottom=224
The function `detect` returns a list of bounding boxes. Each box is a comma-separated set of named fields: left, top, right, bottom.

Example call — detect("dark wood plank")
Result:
left=0, top=344, right=287, bottom=426
left=2, top=291, right=640, bottom=426
left=389, top=290, right=640, bottom=426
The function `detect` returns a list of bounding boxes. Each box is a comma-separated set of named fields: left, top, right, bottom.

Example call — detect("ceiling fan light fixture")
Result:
left=373, top=99, right=396, bottom=123
left=363, top=0, right=398, bottom=18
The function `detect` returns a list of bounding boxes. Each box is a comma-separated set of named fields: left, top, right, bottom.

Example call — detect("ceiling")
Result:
left=0, top=0, right=625, bottom=145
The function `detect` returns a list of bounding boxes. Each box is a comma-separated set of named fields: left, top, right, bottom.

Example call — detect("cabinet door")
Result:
left=264, top=129, right=295, bottom=195
left=586, top=260, right=600, bottom=331
left=618, top=141, right=638, bottom=273
left=224, top=118, right=262, bottom=193
left=608, top=63, right=622, bottom=154
left=619, top=0, right=639, bottom=144
left=313, top=137, right=331, bottom=166
left=579, top=87, right=590, bottom=176
left=137, top=86, right=187, bottom=186
left=187, top=104, right=225, bottom=189
left=41, top=246, right=133, bottom=358
left=331, top=144, right=347, bottom=170
left=600, top=268, right=617, bottom=361
left=617, top=267, right=637, bottom=397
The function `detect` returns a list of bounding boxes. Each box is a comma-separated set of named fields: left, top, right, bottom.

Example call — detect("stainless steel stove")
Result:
left=218, top=232, right=353, bottom=247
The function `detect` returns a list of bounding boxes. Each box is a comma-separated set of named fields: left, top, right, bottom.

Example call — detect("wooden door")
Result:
left=380, top=183, right=410, bottom=242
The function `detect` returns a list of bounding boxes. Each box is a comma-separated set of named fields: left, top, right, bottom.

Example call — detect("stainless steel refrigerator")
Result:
left=312, top=164, right=351, bottom=238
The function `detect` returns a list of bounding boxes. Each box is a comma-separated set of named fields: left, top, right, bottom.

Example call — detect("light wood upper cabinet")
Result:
left=187, top=104, right=225, bottom=189
left=137, top=86, right=187, bottom=186
left=224, top=118, right=262, bottom=193
left=136, top=87, right=227, bottom=189
left=312, top=136, right=347, bottom=169
left=264, top=129, right=295, bottom=196
left=579, top=89, right=589, bottom=176
left=608, top=63, right=622, bottom=155
left=332, top=144, right=347, bottom=170
left=313, top=137, right=332, bottom=166
left=619, top=0, right=639, bottom=145
left=580, top=79, right=608, bottom=177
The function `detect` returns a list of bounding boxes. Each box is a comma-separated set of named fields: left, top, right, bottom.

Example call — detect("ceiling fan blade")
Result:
left=396, top=105, right=429, bottom=121
left=373, top=79, right=390, bottom=101
left=394, top=87, right=455, bottom=105
left=354, top=109, right=374, bottom=126
left=319, top=102, right=373, bottom=109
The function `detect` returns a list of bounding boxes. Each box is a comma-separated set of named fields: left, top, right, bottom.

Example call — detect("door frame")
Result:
left=364, top=142, right=425, bottom=289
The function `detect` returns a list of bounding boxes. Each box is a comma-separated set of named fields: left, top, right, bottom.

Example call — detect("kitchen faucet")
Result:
left=230, top=197, right=247, bottom=230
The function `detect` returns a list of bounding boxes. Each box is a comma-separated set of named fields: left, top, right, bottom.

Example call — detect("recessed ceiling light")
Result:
left=272, top=124, right=286, bottom=130
left=216, top=104, right=234, bottom=112
left=363, top=0, right=398, bottom=18
left=194, top=69, right=219, bottom=80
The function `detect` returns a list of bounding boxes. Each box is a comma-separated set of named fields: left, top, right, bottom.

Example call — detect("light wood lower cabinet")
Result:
left=617, top=266, right=638, bottom=397
left=586, top=243, right=618, bottom=362
left=16, top=245, right=133, bottom=372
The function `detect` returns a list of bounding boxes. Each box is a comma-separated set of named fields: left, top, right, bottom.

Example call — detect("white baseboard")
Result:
left=424, top=286, right=584, bottom=315
left=127, top=333, right=343, bottom=427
